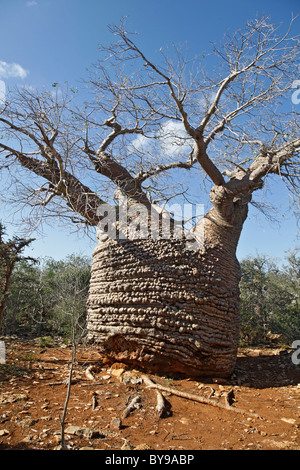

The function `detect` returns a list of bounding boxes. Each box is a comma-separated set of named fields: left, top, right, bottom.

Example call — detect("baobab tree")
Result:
left=0, top=16, right=299, bottom=377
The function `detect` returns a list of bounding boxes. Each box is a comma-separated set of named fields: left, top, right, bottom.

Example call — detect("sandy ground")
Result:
left=0, top=336, right=299, bottom=451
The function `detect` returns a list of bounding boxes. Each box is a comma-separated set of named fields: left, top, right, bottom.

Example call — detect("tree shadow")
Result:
left=233, top=348, right=300, bottom=389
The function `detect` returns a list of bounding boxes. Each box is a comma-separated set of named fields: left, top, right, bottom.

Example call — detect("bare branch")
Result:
left=0, top=15, right=299, bottom=230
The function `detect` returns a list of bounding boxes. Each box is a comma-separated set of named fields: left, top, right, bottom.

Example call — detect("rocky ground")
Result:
left=0, top=336, right=299, bottom=451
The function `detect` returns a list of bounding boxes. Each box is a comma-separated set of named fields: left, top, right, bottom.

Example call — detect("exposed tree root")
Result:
left=85, top=365, right=97, bottom=381
left=141, top=374, right=171, bottom=418
left=146, top=382, right=261, bottom=419
left=121, top=395, right=141, bottom=419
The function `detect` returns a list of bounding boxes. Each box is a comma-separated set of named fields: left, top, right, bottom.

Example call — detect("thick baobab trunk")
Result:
left=87, top=200, right=248, bottom=378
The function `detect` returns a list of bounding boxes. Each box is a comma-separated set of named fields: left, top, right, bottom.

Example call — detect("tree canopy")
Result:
left=0, top=16, right=299, bottom=235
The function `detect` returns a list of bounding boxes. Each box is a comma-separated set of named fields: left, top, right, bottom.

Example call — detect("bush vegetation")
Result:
left=239, top=250, right=299, bottom=346
left=0, top=254, right=91, bottom=341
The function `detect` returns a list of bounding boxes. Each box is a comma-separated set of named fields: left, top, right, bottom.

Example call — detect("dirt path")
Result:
left=0, top=337, right=299, bottom=450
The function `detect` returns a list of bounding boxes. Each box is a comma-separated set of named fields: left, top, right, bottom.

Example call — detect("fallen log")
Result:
left=146, top=383, right=261, bottom=419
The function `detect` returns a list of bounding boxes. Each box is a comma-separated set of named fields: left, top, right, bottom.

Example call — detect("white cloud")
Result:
left=130, top=134, right=152, bottom=153
left=26, top=1, right=38, bottom=6
left=159, top=120, right=192, bottom=157
left=130, top=120, right=193, bottom=158
left=0, top=61, right=28, bottom=80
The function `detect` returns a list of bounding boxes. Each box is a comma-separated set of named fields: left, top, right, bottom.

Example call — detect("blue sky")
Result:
left=0, top=0, right=299, bottom=262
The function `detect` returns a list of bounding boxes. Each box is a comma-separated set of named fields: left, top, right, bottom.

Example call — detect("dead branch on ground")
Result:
left=146, top=382, right=261, bottom=419
left=121, top=395, right=142, bottom=419
left=85, top=365, right=97, bottom=381
left=141, top=374, right=171, bottom=418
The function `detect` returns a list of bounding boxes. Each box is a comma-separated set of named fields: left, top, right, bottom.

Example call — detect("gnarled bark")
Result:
left=87, top=199, right=248, bottom=378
